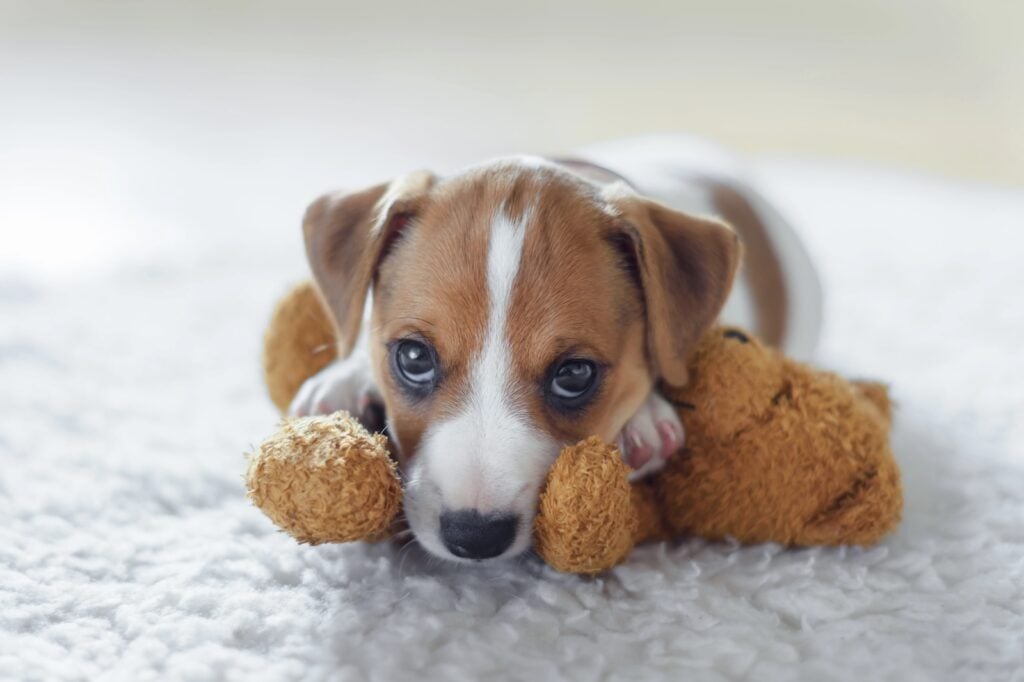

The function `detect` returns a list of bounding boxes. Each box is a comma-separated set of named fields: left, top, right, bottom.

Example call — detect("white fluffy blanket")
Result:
left=2, top=161, right=1022, bottom=681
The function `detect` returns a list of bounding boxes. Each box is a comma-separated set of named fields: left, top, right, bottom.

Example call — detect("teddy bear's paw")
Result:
left=533, top=437, right=640, bottom=574
left=245, top=413, right=402, bottom=544
left=617, top=391, right=686, bottom=481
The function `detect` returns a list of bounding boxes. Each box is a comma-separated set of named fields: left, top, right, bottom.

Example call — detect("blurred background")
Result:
left=1, top=0, right=1021, bottom=283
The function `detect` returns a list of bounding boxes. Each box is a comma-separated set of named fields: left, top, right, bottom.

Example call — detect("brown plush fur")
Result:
left=246, top=283, right=902, bottom=574
left=245, top=412, right=401, bottom=543
left=653, top=328, right=902, bottom=547
left=534, top=438, right=639, bottom=573
left=263, top=281, right=338, bottom=413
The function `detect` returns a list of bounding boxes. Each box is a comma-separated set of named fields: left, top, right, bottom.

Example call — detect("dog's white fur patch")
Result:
left=405, top=205, right=559, bottom=562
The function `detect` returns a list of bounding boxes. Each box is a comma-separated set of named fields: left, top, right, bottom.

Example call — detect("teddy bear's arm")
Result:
left=246, top=413, right=403, bottom=544
left=533, top=438, right=643, bottom=574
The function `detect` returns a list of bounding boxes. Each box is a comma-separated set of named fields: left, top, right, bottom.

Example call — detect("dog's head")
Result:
left=304, top=159, right=739, bottom=562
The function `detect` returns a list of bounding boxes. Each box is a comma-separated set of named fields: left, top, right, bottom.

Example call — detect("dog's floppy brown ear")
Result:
left=605, top=186, right=741, bottom=387
left=303, top=171, right=436, bottom=356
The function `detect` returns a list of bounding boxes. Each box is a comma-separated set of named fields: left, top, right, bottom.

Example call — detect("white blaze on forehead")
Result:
left=414, top=204, right=558, bottom=513
left=483, top=206, right=527, bottom=384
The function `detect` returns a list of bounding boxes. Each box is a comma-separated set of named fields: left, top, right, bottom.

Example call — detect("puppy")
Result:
left=289, top=141, right=819, bottom=563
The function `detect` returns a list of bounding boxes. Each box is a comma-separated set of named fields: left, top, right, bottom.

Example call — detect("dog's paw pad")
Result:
left=617, top=393, right=685, bottom=480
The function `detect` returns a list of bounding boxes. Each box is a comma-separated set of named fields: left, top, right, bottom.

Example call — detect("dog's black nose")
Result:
left=439, top=510, right=518, bottom=560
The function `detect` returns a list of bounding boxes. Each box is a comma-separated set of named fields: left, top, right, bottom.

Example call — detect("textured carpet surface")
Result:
left=2, top=161, right=1023, bottom=681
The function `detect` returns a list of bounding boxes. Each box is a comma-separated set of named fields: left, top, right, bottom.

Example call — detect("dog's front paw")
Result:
left=617, top=391, right=685, bottom=481
left=288, top=356, right=381, bottom=426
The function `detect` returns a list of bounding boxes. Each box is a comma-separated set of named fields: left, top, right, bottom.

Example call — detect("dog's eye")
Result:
left=546, top=358, right=599, bottom=409
left=392, top=339, right=438, bottom=393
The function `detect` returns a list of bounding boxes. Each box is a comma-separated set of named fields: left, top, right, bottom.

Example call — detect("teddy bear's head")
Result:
left=662, top=327, right=787, bottom=442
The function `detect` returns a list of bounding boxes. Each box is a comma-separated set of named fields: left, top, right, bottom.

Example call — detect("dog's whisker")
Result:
left=391, top=526, right=414, bottom=546
left=396, top=538, right=417, bottom=576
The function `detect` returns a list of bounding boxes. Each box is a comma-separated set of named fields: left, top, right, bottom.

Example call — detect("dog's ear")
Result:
left=604, top=185, right=741, bottom=386
left=303, top=171, right=436, bottom=356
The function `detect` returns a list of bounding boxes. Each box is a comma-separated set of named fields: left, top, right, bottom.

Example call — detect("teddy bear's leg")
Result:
left=534, top=437, right=641, bottom=574
left=794, top=380, right=902, bottom=546
left=263, top=282, right=338, bottom=413
left=799, top=444, right=903, bottom=546
left=781, top=380, right=901, bottom=545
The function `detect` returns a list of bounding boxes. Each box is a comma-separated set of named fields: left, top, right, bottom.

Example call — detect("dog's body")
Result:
left=290, top=136, right=821, bottom=564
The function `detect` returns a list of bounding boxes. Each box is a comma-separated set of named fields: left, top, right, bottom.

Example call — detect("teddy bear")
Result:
left=246, top=282, right=902, bottom=574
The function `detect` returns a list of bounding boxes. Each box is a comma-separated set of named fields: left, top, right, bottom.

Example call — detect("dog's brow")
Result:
left=374, top=316, right=440, bottom=345
left=549, top=338, right=610, bottom=365
left=376, top=316, right=437, bottom=332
